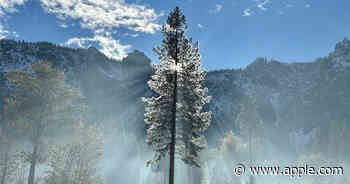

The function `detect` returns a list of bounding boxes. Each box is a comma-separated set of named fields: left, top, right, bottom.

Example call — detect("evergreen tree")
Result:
left=5, top=61, right=86, bottom=184
left=142, top=6, right=211, bottom=184
left=235, top=95, right=262, bottom=165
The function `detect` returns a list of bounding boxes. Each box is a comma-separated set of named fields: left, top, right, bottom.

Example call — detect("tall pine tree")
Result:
left=235, top=95, right=262, bottom=165
left=5, top=61, right=86, bottom=184
left=142, top=6, right=211, bottom=184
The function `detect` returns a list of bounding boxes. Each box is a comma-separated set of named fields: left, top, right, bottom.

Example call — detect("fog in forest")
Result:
left=0, top=3, right=350, bottom=184
left=1, top=61, right=349, bottom=184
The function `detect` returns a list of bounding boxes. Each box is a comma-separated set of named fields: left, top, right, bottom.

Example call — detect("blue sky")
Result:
left=0, top=0, right=349, bottom=70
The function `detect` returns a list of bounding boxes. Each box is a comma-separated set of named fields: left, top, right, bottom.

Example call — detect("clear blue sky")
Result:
left=0, top=0, right=349, bottom=70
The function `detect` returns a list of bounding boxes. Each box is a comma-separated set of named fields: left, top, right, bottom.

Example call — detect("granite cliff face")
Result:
left=204, top=38, right=350, bottom=156
left=1, top=38, right=349, bottom=153
left=0, top=39, right=153, bottom=133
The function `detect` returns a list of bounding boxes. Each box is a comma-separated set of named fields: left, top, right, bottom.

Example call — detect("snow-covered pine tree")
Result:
left=176, top=28, right=212, bottom=167
left=142, top=6, right=212, bottom=184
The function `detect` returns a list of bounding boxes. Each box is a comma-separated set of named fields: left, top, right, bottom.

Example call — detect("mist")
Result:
left=1, top=32, right=350, bottom=184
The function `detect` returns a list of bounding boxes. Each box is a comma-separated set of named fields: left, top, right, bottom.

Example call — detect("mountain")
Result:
left=1, top=38, right=349, bottom=156
left=204, top=38, right=350, bottom=153
left=0, top=39, right=153, bottom=135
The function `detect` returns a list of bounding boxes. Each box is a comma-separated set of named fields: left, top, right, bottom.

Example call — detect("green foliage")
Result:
left=235, top=95, right=263, bottom=166
left=4, top=60, right=87, bottom=184
left=236, top=95, right=262, bottom=138
left=5, top=61, right=87, bottom=140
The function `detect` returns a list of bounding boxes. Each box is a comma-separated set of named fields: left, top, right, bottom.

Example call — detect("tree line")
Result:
left=0, top=61, right=104, bottom=184
left=0, top=7, right=266, bottom=184
left=2, top=6, right=347, bottom=184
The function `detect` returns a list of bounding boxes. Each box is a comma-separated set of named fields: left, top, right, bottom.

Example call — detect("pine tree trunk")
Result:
left=169, top=30, right=178, bottom=184
left=169, top=69, right=177, bottom=184
left=27, top=141, right=38, bottom=184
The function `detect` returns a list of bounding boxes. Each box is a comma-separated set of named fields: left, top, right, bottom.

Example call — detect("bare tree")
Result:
left=45, top=122, right=104, bottom=184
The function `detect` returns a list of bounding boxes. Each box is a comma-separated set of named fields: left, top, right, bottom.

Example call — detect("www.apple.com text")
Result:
left=233, top=163, right=344, bottom=177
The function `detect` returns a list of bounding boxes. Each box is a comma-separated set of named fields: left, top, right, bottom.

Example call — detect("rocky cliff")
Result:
left=1, top=38, right=349, bottom=154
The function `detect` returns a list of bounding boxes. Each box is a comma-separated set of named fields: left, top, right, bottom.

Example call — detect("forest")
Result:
left=1, top=6, right=350, bottom=184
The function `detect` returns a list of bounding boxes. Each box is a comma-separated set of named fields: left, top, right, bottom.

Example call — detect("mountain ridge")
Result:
left=0, top=38, right=349, bottom=154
